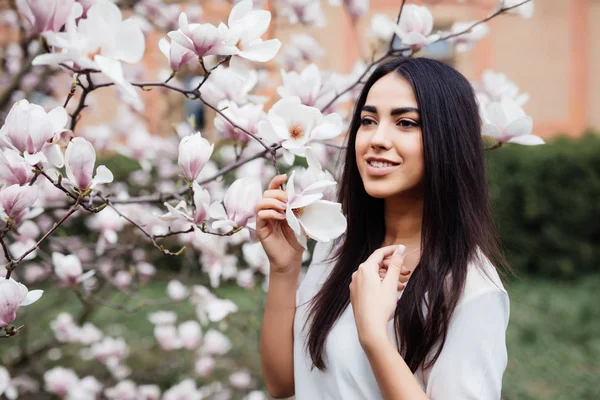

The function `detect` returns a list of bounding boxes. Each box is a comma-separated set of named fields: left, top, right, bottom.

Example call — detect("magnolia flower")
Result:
left=0, top=366, right=17, bottom=400
left=277, top=64, right=323, bottom=106
left=158, top=37, right=195, bottom=72
left=205, top=297, right=238, bottom=322
left=242, top=242, right=269, bottom=275
left=17, top=0, right=75, bottom=33
left=210, top=177, right=262, bottom=230
left=167, top=12, right=238, bottom=58
left=214, top=101, right=267, bottom=143
left=230, top=371, right=252, bottom=390
left=447, top=21, right=490, bottom=52
left=501, top=0, right=534, bottom=19
left=33, top=2, right=146, bottom=110
left=0, top=149, right=34, bottom=186
left=477, top=69, right=529, bottom=106
left=90, top=337, right=129, bottom=365
left=43, top=367, right=79, bottom=398
left=258, top=96, right=343, bottom=157
left=166, top=279, right=189, bottom=300
left=137, top=385, right=161, bottom=400
left=64, top=137, right=114, bottom=191
left=0, top=278, right=43, bottom=327
left=0, top=99, right=67, bottom=166
left=178, top=132, right=214, bottom=181
left=277, top=0, right=326, bottom=27
left=227, top=0, right=282, bottom=62
left=198, top=58, right=260, bottom=106
left=194, top=356, right=215, bottom=377
left=369, top=13, right=397, bottom=42
left=148, top=311, right=178, bottom=326
left=285, top=170, right=347, bottom=248
left=0, top=184, right=38, bottom=220
left=394, top=5, right=439, bottom=50
left=162, top=379, right=200, bottom=400
left=154, top=325, right=183, bottom=350
left=50, top=312, right=80, bottom=342
left=159, top=182, right=211, bottom=227
left=104, top=380, right=137, bottom=400
left=200, top=329, right=232, bottom=356
left=52, top=252, right=95, bottom=285
left=178, top=320, right=202, bottom=349
left=69, top=376, right=103, bottom=400
left=329, top=0, right=369, bottom=20
left=481, top=97, right=544, bottom=145
left=279, top=34, right=324, bottom=70
left=245, top=391, right=268, bottom=400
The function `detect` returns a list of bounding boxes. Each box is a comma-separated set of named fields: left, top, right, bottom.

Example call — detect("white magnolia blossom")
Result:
left=285, top=169, right=347, bottom=248
left=0, top=278, right=43, bottom=327
left=214, top=100, right=267, bottom=144
left=17, top=0, right=75, bottom=33
left=279, top=34, right=324, bottom=70
left=0, top=148, right=35, bottom=186
left=33, top=2, right=146, bottom=110
left=395, top=4, right=440, bottom=50
left=476, top=69, right=529, bottom=106
left=178, top=132, right=214, bottom=181
left=258, top=96, right=344, bottom=158
left=166, top=279, right=190, bottom=300
left=369, top=13, right=397, bottom=42
left=447, top=21, right=490, bottom=52
left=277, top=64, right=323, bottom=107
left=277, top=0, right=326, bottom=27
left=481, top=97, right=544, bottom=145
left=52, top=252, right=95, bottom=285
left=0, top=366, right=17, bottom=400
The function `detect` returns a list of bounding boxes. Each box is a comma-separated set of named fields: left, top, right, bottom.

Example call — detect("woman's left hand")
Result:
left=349, top=244, right=407, bottom=349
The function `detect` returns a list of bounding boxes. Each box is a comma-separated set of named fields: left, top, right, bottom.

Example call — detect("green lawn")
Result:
left=2, top=276, right=599, bottom=399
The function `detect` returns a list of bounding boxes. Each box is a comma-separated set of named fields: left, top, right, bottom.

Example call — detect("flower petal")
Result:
left=298, top=200, right=346, bottom=242
left=20, top=289, right=43, bottom=306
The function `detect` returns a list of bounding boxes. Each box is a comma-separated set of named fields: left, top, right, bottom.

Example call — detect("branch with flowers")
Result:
left=0, top=0, right=540, bottom=398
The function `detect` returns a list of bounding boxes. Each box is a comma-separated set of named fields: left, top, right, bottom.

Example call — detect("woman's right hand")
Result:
left=256, top=174, right=304, bottom=274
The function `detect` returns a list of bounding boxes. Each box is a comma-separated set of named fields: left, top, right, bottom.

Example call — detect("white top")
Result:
left=293, top=241, right=510, bottom=400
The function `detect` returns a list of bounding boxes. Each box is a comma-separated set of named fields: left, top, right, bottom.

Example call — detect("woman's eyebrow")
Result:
left=362, top=105, right=420, bottom=116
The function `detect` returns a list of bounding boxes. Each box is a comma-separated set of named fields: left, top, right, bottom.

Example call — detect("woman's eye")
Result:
left=360, top=118, right=376, bottom=126
left=398, top=119, right=419, bottom=128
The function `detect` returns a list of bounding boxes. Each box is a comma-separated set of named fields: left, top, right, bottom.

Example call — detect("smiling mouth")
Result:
left=367, top=160, right=400, bottom=168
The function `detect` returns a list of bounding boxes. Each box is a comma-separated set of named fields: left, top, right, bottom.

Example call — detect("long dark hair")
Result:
left=306, top=57, right=508, bottom=372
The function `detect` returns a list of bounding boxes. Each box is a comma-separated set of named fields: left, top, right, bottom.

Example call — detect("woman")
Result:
left=256, top=57, right=510, bottom=399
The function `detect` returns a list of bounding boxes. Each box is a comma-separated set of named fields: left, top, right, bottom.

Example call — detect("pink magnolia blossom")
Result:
left=153, top=325, right=183, bottom=350
left=279, top=34, right=324, bottom=71
left=162, top=379, right=200, bottom=400
left=90, top=337, right=129, bottom=365
left=0, top=99, right=67, bottom=166
left=52, top=252, right=95, bottom=285
left=167, top=12, right=238, bottom=58
left=194, top=356, right=215, bottom=377
left=17, top=0, right=75, bottom=33
left=394, top=5, right=440, bottom=50
left=50, top=312, right=80, bottom=343
left=200, top=329, right=232, bottom=356
left=0, top=149, right=35, bottom=186
left=178, top=132, right=214, bottom=181
left=447, top=21, right=490, bottom=52
left=158, top=37, right=195, bottom=71
left=64, top=137, right=114, bottom=191
left=137, top=385, right=161, bottom=400
left=210, top=177, right=262, bottom=230
left=0, top=278, right=43, bottom=327
left=229, top=371, right=252, bottom=390
left=0, top=184, right=38, bottom=220
left=277, top=64, right=323, bottom=107
left=104, top=380, right=137, bottom=400
left=214, top=101, right=266, bottom=144
left=178, top=320, right=202, bottom=349
left=43, top=367, right=79, bottom=398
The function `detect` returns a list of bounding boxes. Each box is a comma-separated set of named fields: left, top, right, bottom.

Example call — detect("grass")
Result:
left=2, top=275, right=599, bottom=399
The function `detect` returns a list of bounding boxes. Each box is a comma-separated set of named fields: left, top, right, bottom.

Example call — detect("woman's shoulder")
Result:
left=455, top=249, right=510, bottom=322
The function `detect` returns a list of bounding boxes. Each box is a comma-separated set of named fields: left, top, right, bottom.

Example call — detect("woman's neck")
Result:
left=382, top=194, right=423, bottom=251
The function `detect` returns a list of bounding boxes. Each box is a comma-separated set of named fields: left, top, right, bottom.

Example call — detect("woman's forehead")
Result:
left=365, top=73, right=418, bottom=110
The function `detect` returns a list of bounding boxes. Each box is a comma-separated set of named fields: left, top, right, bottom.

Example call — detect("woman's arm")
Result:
left=259, top=266, right=300, bottom=398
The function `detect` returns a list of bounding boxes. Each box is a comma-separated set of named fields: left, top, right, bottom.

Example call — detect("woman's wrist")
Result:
left=359, top=326, right=392, bottom=353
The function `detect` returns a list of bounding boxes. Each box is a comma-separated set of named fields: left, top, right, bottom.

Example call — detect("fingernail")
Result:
left=394, top=245, right=406, bottom=256
left=278, top=201, right=287, bottom=209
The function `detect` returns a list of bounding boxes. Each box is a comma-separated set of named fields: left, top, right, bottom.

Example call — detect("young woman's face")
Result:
left=355, top=72, right=425, bottom=199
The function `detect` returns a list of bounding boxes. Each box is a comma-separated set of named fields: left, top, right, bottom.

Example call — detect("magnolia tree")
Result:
left=0, top=0, right=539, bottom=398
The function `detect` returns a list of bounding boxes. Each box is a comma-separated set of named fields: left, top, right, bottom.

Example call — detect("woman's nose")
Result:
left=369, top=126, right=392, bottom=150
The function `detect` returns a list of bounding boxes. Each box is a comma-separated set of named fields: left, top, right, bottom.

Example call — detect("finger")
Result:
left=381, top=260, right=411, bottom=275
left=262, top=189, right=288, bottom=203
left=257, top=210, right=286, bottom=222
left=383, top=245, right=406, bottom=288
left=364, top=245, right=401, bottom=268
left=256, top=198, right=287, bottom=213
left=268, top=174, right=287, bottom=191
left=397, top=282, right=405, bottom=291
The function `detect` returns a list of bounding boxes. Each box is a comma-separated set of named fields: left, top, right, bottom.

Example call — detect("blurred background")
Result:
left=0, top=0, right=599, bottom=399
